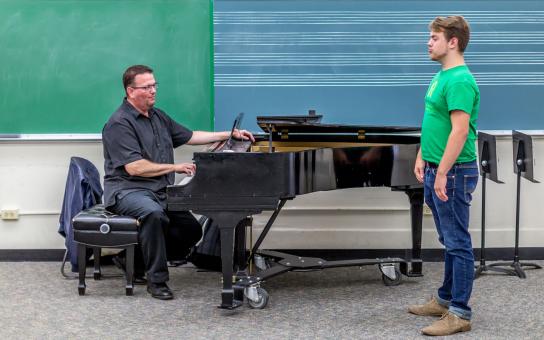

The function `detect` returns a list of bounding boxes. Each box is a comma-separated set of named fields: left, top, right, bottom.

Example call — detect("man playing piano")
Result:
left=102, top=65, right=254, bottom=300
left=409, top=16, right=480, bottom=335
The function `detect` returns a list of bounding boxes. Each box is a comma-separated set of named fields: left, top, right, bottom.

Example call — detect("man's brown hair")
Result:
left=429, top=16, right=470, bottom=52
left=122, top=65, right=153, bottom=91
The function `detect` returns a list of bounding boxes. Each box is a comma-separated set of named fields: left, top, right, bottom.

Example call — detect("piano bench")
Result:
left=72, top=204, right=139, bottom=296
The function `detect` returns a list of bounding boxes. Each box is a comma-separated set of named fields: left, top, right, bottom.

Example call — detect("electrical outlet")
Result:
left=423, top=204, right=433, bottom=216
left=1, top=209, right=19, bottom=220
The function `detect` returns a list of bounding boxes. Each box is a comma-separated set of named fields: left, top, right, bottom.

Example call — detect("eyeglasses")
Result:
left=130, top=82, right=159, bottom=91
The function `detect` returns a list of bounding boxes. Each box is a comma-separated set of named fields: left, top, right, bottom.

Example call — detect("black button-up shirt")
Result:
left=102, top=99, right=193, bottom=207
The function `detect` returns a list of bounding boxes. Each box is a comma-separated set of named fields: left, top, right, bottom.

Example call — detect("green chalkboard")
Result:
left=0, top=0, right=213, bottom=133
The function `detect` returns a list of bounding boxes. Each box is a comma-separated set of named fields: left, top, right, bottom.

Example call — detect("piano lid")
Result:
left=257, top=116, right=421, bottom=135
left=257, top=109, right=323, bottom=126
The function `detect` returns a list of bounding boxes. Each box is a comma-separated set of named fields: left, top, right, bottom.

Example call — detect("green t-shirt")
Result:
left=421, top=65, right=480, bottom=164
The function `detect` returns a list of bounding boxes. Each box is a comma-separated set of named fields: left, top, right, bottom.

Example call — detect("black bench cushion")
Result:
left=73, top=204, right=139, bottom=247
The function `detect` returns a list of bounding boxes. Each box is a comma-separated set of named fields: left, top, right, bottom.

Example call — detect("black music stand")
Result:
left=474, top=132, right=510, bottom=278
left=482, top=131, right=541, bottom=278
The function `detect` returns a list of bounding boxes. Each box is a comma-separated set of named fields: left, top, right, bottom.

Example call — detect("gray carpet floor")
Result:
left=1, top=260, right=543, bottom=339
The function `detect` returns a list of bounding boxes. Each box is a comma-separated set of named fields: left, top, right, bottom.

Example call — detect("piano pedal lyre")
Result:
left=218, top=276, right=237, bottom=284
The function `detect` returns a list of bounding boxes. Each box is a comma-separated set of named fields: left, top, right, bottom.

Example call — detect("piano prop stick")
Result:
left=478, top=131, right=541, bottom=278
left=167, top=113, right=426, bottom=310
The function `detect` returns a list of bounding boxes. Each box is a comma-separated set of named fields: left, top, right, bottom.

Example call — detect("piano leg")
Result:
left=206, top=212, right=254, bottom=310
left=218, top=226, right=239, bottom=309
left=405, top=188, right=424, bottom=276
left=235, top=217, right=251, bottom=272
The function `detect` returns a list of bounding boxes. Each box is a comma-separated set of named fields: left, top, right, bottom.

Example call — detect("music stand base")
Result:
left=474, top=264, right=516, bottom=278
left=476, top=261, right=542, bottom=279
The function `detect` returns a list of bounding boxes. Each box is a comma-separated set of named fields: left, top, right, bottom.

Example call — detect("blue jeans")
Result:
left=424, top=161, right=479, bottom=320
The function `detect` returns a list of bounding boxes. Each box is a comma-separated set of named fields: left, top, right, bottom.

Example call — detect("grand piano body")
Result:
left=167, top=114, right=424, bottom=309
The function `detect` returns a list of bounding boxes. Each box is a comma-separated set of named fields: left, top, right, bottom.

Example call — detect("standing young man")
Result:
left=408, top=16, right=480, bottom=336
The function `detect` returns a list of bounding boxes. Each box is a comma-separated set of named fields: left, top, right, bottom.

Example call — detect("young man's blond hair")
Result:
left=429, top=16, right=471, bottom=52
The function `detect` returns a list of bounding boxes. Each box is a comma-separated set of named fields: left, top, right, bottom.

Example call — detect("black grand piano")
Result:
left=167, top=112, right=424, bottom=310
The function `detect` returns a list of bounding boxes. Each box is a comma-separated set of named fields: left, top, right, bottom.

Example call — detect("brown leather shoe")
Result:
left=421, top=312, right=471, bottom=336
left=408, top=296, right=448, bottom=316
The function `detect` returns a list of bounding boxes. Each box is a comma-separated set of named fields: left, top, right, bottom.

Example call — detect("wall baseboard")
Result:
left=1, top=248, right=543, bottom=262
left=0, top=249, right=66, bottom=261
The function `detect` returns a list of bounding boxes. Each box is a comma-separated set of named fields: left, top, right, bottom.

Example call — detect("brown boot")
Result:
left=408, top=296, right=448, bottom=316
left=421, top=312, right=471, bottom=336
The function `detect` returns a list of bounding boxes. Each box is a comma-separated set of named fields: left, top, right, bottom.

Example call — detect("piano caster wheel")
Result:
left=380, top=265, right=402, bottom=286
left=246, top=287, right=269, bottom=309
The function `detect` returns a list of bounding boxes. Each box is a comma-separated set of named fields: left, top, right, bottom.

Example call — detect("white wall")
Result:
left=1, top=133, right=543, bottom=250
